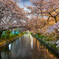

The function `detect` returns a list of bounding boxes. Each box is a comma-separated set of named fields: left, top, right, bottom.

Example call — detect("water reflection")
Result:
left=0, top=34, right=58, bottom=59
left=9, top=44, right=11, bottom=50
left=30, top=34, right=33, bottom=49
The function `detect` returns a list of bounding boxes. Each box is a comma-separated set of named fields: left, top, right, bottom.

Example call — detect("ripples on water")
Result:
left=0, top=34, right=58, bottom=59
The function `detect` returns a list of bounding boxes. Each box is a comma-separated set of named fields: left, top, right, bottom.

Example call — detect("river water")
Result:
left=0, top=34, right=58, bottom=59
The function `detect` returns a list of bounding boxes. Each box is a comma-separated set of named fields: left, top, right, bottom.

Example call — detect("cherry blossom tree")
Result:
left=0, top=0, right=27, bottom=30
left=30, top=0, right=59, bottom=23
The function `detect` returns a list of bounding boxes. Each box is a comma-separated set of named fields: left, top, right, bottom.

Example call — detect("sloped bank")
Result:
left=0, top=37, right=19, bottom=49
left=32, top=34, right=59, bottom=57
left=0, top=33, right=23, bottom=49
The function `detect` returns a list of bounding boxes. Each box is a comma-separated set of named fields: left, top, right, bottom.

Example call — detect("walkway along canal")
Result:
left=0, top=34, right=59, bottom=59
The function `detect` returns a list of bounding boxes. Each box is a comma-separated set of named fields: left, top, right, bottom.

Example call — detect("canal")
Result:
left=0, top=34, right=58, bottom=59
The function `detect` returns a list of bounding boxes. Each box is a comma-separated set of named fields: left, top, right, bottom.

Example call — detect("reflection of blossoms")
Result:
left=56, top=40, right=59, bottom=47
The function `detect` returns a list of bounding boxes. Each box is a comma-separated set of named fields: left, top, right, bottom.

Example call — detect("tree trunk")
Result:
left=0, top=31, right=3, bottom=37
left=54, top=16, right=57, bottom=23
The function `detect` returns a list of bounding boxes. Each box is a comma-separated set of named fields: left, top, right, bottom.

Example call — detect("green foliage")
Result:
left=9, top=33, right=19, bottom=38
left=1, top=30, right=19, bottom=39
left=35, top=34, right=46, bottom=40
left=1, top=30, right=12, bottom=38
